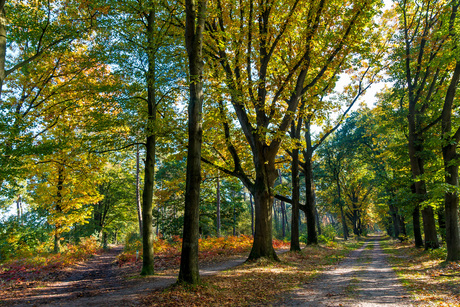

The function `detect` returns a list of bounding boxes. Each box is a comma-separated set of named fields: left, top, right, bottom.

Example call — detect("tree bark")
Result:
left=290, top=141, right=301, bottom=251
left=302, top=122, right=318, bottom=245
left=179, top=0, right=206, bottom=285
left=16, top=195, right=22, bottom=224
left=278, top=171, right=286, bottom=239
left=0, top=1, right=6, bottom=97
left=437, top=206, right=446, bottom=242
left=273, top=200, right=279, bottom=236
left=233, top=203, right=236, bottom=236
left=248, top=169, right=279, bottom=260
left=54, top=165, right=64, bottom=254
left=250, top=193, right=254, bottom=237
left=140, top=8, right=157, bottom=276
left=399, top=215, right=407, bottom=236
left=136, top=145, right=143, bottom=238
left=315, top=204, right=322, bottom=236
left=216, top=175, right=221, bottom=237
left=336, top=177, right=348, bottom=241
left=441, top=51, right=460, bottom=260
left=412, top=205, right=423, bottom=247
left=281, top=201, right=286, bottom=238
left=389, top=203, right=400, bottom=238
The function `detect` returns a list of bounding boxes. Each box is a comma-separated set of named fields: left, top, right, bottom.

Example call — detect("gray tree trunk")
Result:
left=179, top=0, right=207, bottom=285
left=140, top=8, right=157, bottom=276
left=216, top=175, right=221, bottom=237
left=136, top=145, right=143, bottom=238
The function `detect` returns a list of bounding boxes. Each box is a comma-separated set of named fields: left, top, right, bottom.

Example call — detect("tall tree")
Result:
left=202, top=0, right=379, bottom=260
left=179, top=0, right=207, bottom=285
left=100, top=0, right=185, bottom=276
left=440, top=0, right=460, bottom=261
left=393, top=0, right=451, bottom=249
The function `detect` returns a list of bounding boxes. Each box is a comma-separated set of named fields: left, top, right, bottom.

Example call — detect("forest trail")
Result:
left=3, top=236, right=414, bottom=306
left=279, top=235, right=413, bottom=306
left=3, top=247, right=253, bottom=307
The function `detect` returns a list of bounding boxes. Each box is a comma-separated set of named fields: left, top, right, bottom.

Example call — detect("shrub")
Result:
left=322, top=224, right=338, bottom=241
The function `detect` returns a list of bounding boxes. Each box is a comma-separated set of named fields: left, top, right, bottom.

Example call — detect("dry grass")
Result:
left=382, top=239, right=460, bottom=306
left=141, top=240, right=362, bottom=306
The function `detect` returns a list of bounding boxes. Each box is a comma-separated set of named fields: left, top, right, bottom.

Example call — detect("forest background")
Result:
left=1, top=0, right=460, bottom=286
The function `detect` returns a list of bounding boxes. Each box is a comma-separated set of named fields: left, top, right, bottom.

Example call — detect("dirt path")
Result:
left=278, top=235, right=413, bottom=306
left=4, top=236, right=413, bottom=306
left=3, top=248, right=255, bottom=307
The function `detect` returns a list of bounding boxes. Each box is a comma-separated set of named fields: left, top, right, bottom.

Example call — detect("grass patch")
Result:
left=141, top=240, right=361, bottom=306
left=382, top=239, right=460, bottom=306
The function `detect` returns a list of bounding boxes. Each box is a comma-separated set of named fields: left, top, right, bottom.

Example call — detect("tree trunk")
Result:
left=54, top=166, right=64, bottom=254
left=281, top=201, right=286, bottom=238
left=16, top=195, right=22, bottom=224
left=407, top=138, right=438, bottom=249
left=277, top=171, right=286, bottom=239
left=315, top=205, right=322, bottom=236
left=336, top=176, right=348, bottom=241
left=389, top=203, right=400, bottom=238
left=0, top=1, right=6, bottom=97
left=290, top=144, right=301, bottom=251
left=441, top=58, right=460, bottom=260
left=250, top=193, right=254, bottom=237
left=412, top=205, right=423, bottom=247
left=102, top=231, right=108, bottom=250
left=233, top=203, right=236, bottom=236
left=136, top=145, right=143, bottom=238
left=437, top=206, right=446, bottom=242
left=421, top=205, right=439, bottom=249
left=179, top=0, right=206, bottom=285
left=443, top=141, right=460, bottom=260
left=399, top=215, right=407, bottom=236
left=216, top=175, right=221, bottom=237
left=247, top=147, right=279, bottom=261
left=140, top=9, right=157, bottom=276
left=273, top=200, right=279, bottom=235
left=302, top=126, right=318, bottom=245
left=403, top=0, right=440, bottom=250
left=248, top=173, right=279, bottom=260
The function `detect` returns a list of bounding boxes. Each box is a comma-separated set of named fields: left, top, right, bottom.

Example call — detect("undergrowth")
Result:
left=0, top=236, right=101, bottom=287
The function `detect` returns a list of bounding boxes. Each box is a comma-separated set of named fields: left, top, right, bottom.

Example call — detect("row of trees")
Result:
left=1, top=0, right=460, bottom=285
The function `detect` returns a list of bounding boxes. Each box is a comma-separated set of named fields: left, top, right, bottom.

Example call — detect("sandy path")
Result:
left=279, top=235, right=412, bottom=306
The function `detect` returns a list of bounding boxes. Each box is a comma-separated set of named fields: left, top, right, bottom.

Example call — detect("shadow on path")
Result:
left=278, top=235, right=413, bottom=306
left=4, top=247, right=289, bottom=306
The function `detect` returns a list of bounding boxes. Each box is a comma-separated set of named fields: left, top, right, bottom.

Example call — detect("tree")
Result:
left=31, top=118, right=105, bottom=253
left=99, top=0, right=186, bottom=276
left=391, top=0, right=454, bottom=249
left=202, top=0, right=380, bottom=260
left=440, top=0, right=460, bottom=261
left=0, top=0, right=100, bottom=190
left=179, top=0, right=207, bottom=285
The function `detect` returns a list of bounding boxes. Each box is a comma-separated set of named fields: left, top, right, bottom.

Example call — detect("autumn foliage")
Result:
left=117, top=235, right=290, bottom=269
left=0, top=236, right=100, bottom=287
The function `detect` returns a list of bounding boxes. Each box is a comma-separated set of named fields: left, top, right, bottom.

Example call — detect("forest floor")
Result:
left=0, top=244, right=260, bottom=306
left=2, top=235, right=455, bottom=306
